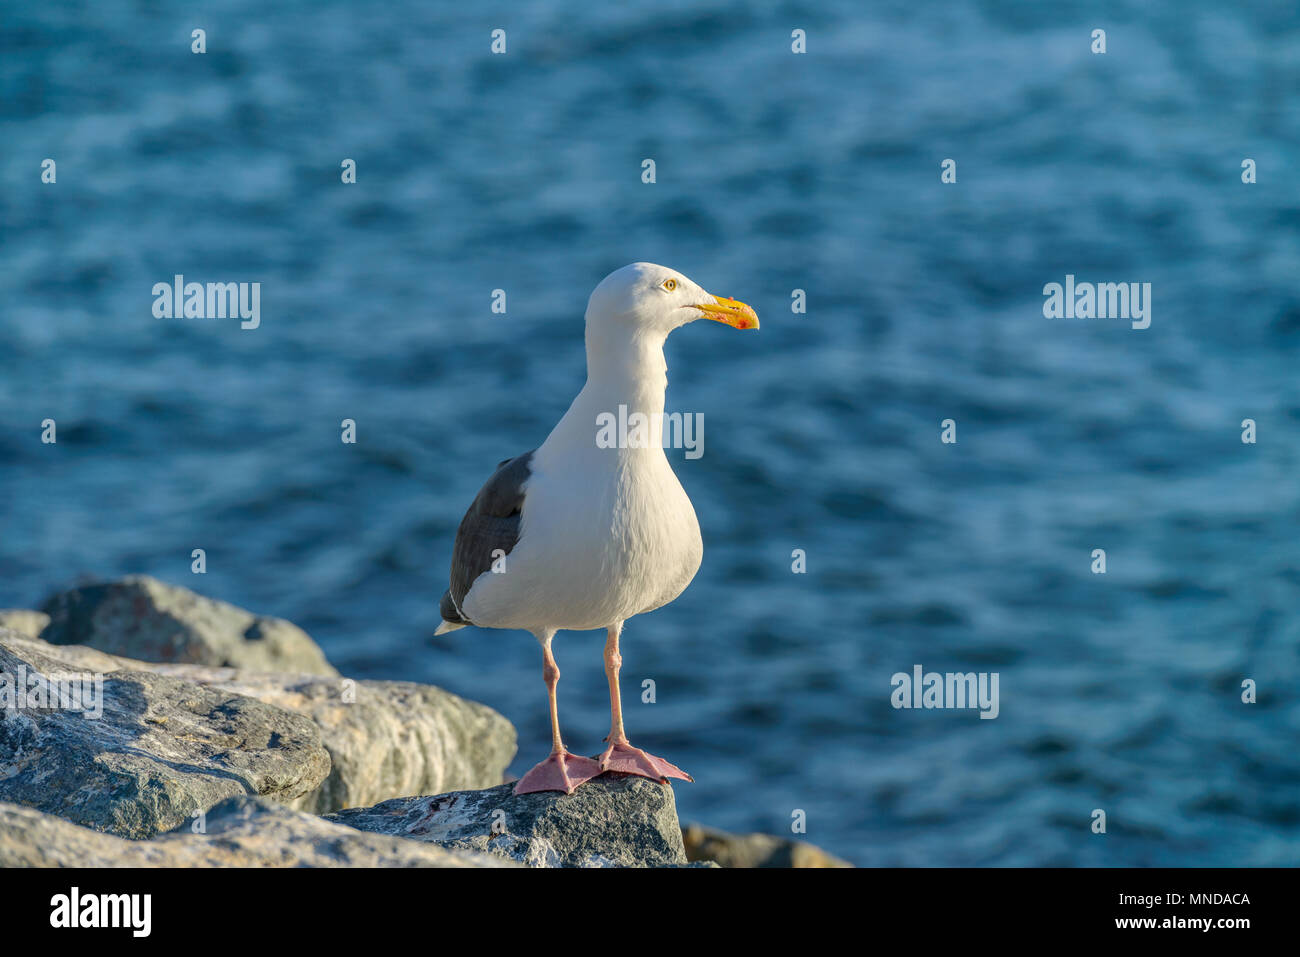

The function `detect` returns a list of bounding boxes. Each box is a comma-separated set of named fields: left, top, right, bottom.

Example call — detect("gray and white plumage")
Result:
left=438, top=451, right=533, bottom=628
left=434, top=262, right=758, bottom=638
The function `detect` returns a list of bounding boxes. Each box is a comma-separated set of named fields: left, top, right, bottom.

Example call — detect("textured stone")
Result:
left=0, top=610, right=49, bottom=639
left=0, top=632, right=127, bottom=672
left=0, top=632, right=516, bottom=814
left=329, top=775, right=691, bottom=867
left=40, top=576, right=338, bottom=676
left=0, top=796, right=515, bottom=867
left=147, top=668, right=517, bottom=814
left=682, top=823, right=853, bottom=867
left=0, top=634, right=331, bottom=838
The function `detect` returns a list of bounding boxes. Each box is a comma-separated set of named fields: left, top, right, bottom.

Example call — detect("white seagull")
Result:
left=435, top=262, right=759, bottom=794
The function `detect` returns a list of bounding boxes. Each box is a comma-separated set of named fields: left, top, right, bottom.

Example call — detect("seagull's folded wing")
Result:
left=439, top=450, right=535, bottom=626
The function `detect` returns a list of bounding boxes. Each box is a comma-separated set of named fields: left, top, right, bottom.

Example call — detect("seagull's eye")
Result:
left=662, top=278, right=677, bottom=291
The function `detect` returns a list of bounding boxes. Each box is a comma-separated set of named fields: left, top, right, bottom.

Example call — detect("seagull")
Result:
left=435, top=262, right=758, bottom=794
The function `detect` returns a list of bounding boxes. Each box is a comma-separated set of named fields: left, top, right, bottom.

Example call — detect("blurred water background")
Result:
left=3, top=1, right=1299, bottom=865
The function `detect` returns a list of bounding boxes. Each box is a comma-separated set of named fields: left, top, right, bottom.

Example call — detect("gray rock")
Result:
left=0, top=610, right=49, bottom=638
left=40, top=576, right=338, bottom=676
left=144, top=668, right=517, bottom=814
left=0, top=633, right=128, bottom=672
left=0, top=632, right=516, bottom=814
left=328, top=775, right=691, bottom=867
left=0, top=796, right=516, bottom=867
left=0, top=635, right=331, bottom=838
left=682, top=823, right=853, bottom=867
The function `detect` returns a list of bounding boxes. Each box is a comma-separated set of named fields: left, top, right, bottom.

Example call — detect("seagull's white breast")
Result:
left=461, top=410, right=703, bottom=633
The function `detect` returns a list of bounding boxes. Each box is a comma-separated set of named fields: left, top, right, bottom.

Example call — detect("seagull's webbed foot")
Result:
left=514, top=750, right=603, bottom=795
left=597, top=737, right=693, bottom=784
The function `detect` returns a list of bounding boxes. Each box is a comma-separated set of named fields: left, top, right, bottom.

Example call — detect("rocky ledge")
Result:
left=682, top=823, right=853, bottom=868
left=0, top=576, right=848, bottom=867
left=0, top=636, right=331, bottom=838
left=37, top=576, right=339, bottom=675
left=0, top=796, right=515, bottom=867
left=329, top=774, right=696, bottom=867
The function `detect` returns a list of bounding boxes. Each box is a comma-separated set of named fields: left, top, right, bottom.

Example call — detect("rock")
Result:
left=0, top=632, right=516, bottom=814
left=681, top=823, right=853, bottom=867
left=0, top=796, right=516, bottom=867
left=0, top=634, right=331, bottom=838
left=144, top=668, right=517, bottom=815
left=40, top=576, right=338, bottom=676
left=0, top=632, right=128, bottom=673
left=0, top=610, right=49, bottom=638
left=329, top=775, right=691, bottom=867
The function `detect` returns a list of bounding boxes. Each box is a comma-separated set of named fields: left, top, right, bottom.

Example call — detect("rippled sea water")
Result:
left=3, top=2, right=1299, bottom=865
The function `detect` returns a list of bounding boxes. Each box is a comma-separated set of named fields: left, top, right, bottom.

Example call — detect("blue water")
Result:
left=3, top=1, right=1299, bottom=866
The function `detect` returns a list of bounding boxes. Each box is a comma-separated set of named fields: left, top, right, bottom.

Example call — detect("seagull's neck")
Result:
left=540, top=327, right=671, bottom=458
left=583, top=327, right=669, bottom=416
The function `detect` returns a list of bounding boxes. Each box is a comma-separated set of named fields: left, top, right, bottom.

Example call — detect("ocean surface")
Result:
left=3, top=1, right=1299, bottom=866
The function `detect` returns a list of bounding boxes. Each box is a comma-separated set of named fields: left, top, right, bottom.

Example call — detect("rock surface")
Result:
left=0, top=632, right=515, bottom=814
left=0, top=610, right=49, bottom=638
left=329, top=775, right=691, bottom=867
left=149, top=668, right=517, bottom=814
left=0, top=796, right=515, bottom=867
left=0, top=632, right=131, bottom=673
left=40, top=576, right=338, bottom=676
left=3, top=575, right=851, bottom=867
left=682, top=823, right=853, bottom=867
left=0, top=634, right=331, bottom=838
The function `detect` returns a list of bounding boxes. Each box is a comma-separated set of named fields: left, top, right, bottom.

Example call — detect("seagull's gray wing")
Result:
left=439, top=451, right=535, bottom=627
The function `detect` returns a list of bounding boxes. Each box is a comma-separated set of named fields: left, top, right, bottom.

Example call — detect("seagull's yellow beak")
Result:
left=696, top=295, right=759, bottom=330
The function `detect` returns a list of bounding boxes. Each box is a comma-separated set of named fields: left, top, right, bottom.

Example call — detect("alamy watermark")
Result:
left=891, top=664, right=999, bottom=719
left=0, top=666, right=104, bottom=719
left=152, top=275, right=260, bottom=329
left=596, top=405, right=704, bottom=459
left=1043, top=274, right=1151, bottom=329
left=50, top=887, right=150, bottom=937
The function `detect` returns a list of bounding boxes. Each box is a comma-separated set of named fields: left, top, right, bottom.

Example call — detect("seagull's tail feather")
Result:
left=435, top=588, right=471, bottom=635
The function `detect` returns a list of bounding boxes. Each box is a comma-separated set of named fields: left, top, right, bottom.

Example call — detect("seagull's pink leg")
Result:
left=515, top=632, right=601, bottom=795
left=597, top=622, right=693, bottom=784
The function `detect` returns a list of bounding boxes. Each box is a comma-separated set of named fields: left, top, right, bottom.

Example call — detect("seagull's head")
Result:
left=585, top=262, right=759, bottom=340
